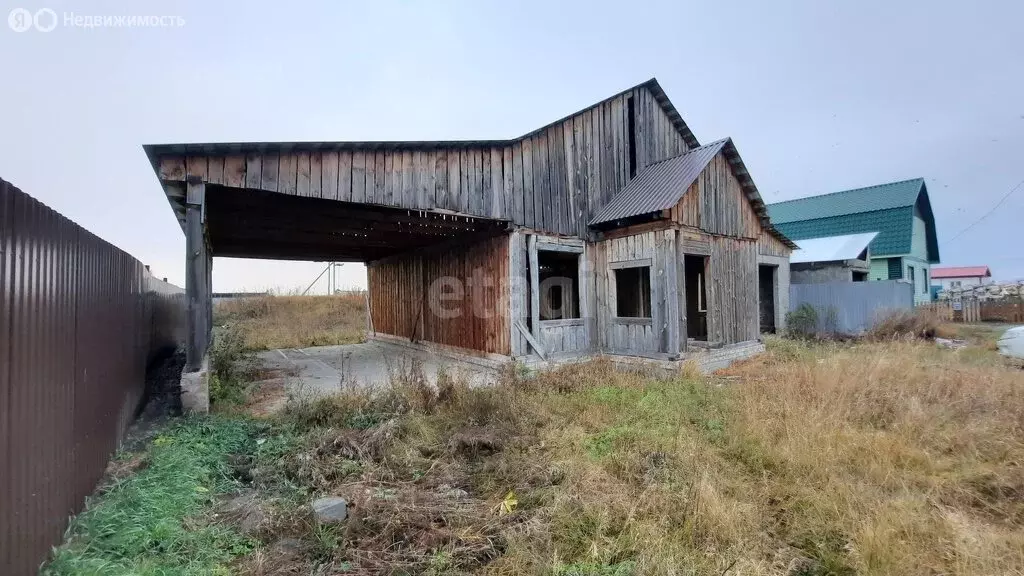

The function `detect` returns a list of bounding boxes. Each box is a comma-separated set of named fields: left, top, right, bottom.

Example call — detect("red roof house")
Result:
left=930, top=266, right=991, bottom=280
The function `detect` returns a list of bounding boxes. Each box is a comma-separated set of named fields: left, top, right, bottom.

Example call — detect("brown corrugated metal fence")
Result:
left=0, top=178, right=185, bottom=575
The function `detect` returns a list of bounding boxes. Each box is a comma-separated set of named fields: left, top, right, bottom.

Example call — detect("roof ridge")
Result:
left=144, top=76, right=703, bottom=160
left=770, top=177, right=924, bottom=206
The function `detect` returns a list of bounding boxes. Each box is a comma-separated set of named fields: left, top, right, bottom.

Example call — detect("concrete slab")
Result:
left=248, top=338, right=766, bottom=414
left=253, top=340, right=499, bottom=404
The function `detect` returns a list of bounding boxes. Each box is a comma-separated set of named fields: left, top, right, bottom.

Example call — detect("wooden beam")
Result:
left=515, top=321, right=546, bottom=360
left=536, top=241, right=584, bottom=254
left=185, top=178, right=210, bottom=371
left=609, top=258, right=652, bottom=270
left=665, top=229, right=681, bottom=356
left=528, top=234, right=542, bottom=346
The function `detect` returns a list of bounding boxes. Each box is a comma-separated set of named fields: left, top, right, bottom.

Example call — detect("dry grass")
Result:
left=866, top=308, right=941, bottom=340
left=716, top=338, right=1024, bottom=574
left=223, top=334, right=1024, bottom=575
left=215, top=294, right=366, bottom=350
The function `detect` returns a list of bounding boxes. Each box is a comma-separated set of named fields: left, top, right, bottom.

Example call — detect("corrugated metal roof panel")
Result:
left=790, top=232, right=879, bottom=264
left=773, top=207, right=912, bottom=256
left=589, top=139, right=728, bottom=225
left=767, top=178, right=925, bottom=223
left=931, top=266, right=991, bottom=279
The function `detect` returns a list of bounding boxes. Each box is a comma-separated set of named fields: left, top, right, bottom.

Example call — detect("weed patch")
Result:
left=54, top=338, right=1024, bottom=575
left=209, top=328, right=257, bottom=406
left=46, top=418, right=263, bottom=575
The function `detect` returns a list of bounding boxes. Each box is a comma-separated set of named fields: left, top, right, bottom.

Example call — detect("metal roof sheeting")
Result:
left=767, top=178, right=925, bottom=223
left=589, top=139, right=728, bottom=225
left=790, top=232, right=879, bottom=264
left=767, top=178, right=939, bottom=262
left=931, top=266, right=991, bottom=279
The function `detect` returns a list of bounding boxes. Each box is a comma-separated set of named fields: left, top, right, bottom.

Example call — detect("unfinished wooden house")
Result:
left=145, top=78, right=794, bottom=373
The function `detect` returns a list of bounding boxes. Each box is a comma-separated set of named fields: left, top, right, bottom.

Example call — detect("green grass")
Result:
left=46, top=418, right=262, bottom=576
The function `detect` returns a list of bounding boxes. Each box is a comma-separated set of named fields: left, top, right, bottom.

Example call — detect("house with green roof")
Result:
left=766, top=178, right=940, bottom=303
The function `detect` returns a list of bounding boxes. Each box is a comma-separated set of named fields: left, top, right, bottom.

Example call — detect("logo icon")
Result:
left=34, top=8, right=57, bottom=32
left=8, top=7, right=32, bottom=32
left=8, top=8, right=58, bottom=32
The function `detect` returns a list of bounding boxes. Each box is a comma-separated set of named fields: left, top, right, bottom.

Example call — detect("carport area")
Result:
left=157, top=174, right=510, bottom=413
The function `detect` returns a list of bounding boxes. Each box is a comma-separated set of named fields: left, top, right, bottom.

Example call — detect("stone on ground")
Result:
left=312, top=496, right=348, bottom=523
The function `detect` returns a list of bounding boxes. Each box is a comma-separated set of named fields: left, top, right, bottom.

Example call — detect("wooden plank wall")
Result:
left=540, top=322, right=588, bottom=355
left=594, top=230, right=671, bottom=355
left=592, top=227, right=764, bottom=352
left=366, top=235, right=510, bottom=355
left=510, top=232, right=592, bottom=358
left=669, top=151, right=775, bottom=248
left=508, top=231, right=530, bottom=356
left=157, top=86, right=690, bottom=240
left=757, top=229, right=791, bottom=257
left=695, top=153, right=761, bottom=240
left=705, top=237, right=759, bottom=345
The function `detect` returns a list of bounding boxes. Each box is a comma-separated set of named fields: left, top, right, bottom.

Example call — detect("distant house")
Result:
left=767, top=178, right=940, bottom=304
left=931, top=266, right=992, bottom=290
left=789, top=232, right=878, bottom=284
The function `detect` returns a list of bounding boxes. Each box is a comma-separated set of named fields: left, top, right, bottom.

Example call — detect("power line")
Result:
left=944, top=178, right=1024, bottom=244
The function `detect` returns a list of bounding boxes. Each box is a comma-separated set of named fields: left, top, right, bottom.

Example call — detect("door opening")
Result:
left=684, top=255, right=708, bottom=340
left=758, top=265, right=777, bottom=334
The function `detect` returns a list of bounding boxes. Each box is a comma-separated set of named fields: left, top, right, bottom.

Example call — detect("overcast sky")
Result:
left=2, top=0, right=1022, bottom=291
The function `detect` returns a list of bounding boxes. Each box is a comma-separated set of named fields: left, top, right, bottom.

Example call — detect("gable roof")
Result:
left=790, top=232, right=878, bottom=264
left=143, top=78, right=699, bottom=160
left=766, top=178, right=939, bottom=262
left=931, top=266, right=991, bottom=279
left=588, top=138, right=796, bottom=248
left=767, top=178, right=926, bottom=223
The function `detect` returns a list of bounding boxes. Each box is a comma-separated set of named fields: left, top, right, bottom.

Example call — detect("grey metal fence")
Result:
left=0, top=178, right=185, bottom=575
left=789, top=280, right=914, bottom=335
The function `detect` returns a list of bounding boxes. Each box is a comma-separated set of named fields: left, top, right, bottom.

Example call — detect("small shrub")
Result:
left=786, top=303, right=819, bottom=339
left=209, top=328, right=256, bottom=406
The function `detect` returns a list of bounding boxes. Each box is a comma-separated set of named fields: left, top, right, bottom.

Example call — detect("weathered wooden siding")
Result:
left=509, top=232, right=591, bottom=358
left=757, top=229, right=790, bottom=257
left=666, top=151, right=761, bottom=239
left=592, top=226, right=761, bottom=351
left=366, top=235, right=510, bottom=355
left=594, top=229, right=675, bottom=355
left=705, top=237, right=759, bottom=345
left=157, top=86, right=689, bottom=239
left=540, top=321, right=588, bottom=356
left=508, top=231, right=530, bottom=356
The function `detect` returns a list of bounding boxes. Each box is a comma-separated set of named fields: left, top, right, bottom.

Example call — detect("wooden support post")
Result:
left=677, top=234, right=688, bottom=353
left=185, top=177, right=210, bottom=371
left=527, top=234, right=542, bottom=347
left=665, top=229, right=681, bottom=356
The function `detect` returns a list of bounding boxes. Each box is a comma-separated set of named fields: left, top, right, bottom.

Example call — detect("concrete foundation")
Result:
left=240, top=338, right=766, bottom=415
left=522, top=339, right=765, bottom=377
left=179, top=354, right=210, bottom=414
